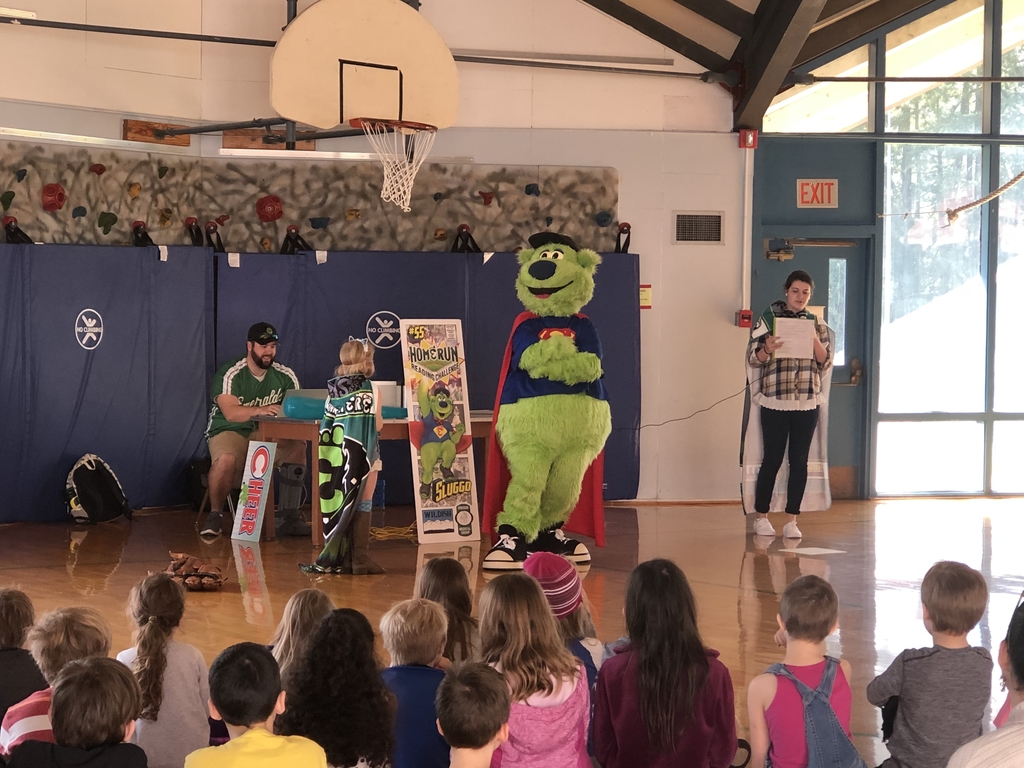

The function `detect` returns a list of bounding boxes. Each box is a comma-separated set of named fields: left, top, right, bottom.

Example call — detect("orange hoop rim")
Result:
left=349, top=117, right=438, bottom=133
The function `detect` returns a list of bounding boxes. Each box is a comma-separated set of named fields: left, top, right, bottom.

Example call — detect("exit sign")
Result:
left=797, top=179, right=838, bottom=208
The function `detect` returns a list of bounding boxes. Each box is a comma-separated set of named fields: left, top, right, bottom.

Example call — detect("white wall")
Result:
left=0, top=0, right=750, bottom=500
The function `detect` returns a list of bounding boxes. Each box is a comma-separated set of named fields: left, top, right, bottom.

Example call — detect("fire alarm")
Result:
left=736, top=309, right=753, bottom=328
left=739, top=129, right=758, bottom=149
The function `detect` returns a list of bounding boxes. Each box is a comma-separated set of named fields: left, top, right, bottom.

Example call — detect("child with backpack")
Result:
left=593, top=559, right=736, bottom=768
left=116, top=573, right=209, bottom=768
left=478, top=573, right=590, bottom=768
left=747, top=575, right=865, bottom=768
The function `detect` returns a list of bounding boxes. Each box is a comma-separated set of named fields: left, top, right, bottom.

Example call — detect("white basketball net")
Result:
left=359, top=121, right=437, bottom=213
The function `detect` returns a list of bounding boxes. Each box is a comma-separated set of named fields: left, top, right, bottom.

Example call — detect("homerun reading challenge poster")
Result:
left=399, top=319, right=481, bottom=544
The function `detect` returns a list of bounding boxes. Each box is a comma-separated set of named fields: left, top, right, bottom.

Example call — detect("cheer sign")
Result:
left=231, top=441, right=277, bottom=543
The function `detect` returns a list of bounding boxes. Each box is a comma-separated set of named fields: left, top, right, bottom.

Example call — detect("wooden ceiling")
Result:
left=578, top=0, right=939, bottom=128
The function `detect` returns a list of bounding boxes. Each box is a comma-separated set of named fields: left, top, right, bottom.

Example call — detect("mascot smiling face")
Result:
left=516, top=235, right=601, bottom=318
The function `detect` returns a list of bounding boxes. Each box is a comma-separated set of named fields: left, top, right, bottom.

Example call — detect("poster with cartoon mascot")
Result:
left=400, top=319, right=480, bottom=544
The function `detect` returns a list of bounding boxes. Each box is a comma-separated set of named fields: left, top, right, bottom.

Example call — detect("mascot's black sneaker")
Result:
left=419, top=483, right=431, bottom=501
left=482, top=525, right=530, bottom=570
left=535, top=525, right=591, bottom=564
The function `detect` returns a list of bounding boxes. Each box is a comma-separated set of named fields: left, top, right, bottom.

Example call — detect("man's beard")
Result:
left=251, top=350, right=274, bottom=370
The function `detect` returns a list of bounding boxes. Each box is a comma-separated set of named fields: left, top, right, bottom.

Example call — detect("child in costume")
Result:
left=116, top=574, right=209, bottom=768
left=483, top=233, right=611, bottom=570
left=479, top=573, right=590, bottom=768
left=302, top=339, right=384, bottom=574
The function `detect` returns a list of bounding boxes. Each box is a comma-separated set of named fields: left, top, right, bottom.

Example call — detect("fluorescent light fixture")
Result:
left=217, top=147, right=474, bottom=163
left=0, top=7, right=37, bottom=18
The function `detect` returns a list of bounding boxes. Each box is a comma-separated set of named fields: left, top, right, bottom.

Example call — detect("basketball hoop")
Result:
left=352, top=118, right=437, bottom=213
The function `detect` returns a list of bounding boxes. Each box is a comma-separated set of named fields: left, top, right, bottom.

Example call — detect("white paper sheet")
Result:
left=773, top=317, right=815, bottom=360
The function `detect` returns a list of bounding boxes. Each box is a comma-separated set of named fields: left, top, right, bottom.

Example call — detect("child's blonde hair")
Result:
left=380, top=598, right=448, bottom=666
left=921, top=561, right=988, bottom=635
left=127, top=573, right=185, bottom=721
left=479, top=573, right=580, bottom=702
left=27, top=607, right=112, bottom=684
left=335, top=339, right=375, bottom=377
left=271, top=588, right=336, bottom=684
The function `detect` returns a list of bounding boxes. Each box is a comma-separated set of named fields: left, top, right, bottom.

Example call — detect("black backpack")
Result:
left=64, top=455, right=133, bottom=523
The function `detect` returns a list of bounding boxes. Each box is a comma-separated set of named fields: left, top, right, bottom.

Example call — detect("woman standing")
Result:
left=748, top=270, right=831, bottom=539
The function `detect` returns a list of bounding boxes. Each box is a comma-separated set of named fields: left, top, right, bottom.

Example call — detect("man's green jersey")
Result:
left=206, top=357, right=301, bottom=438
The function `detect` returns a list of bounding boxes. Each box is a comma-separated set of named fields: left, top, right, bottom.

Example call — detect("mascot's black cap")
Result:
left=528, top=232, right=579, bottom=251
left=430, top=381, right=451, bottom=398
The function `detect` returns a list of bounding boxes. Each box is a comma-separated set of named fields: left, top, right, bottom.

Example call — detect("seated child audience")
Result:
left=184, top=642, right=326, bottom=768
left=747, top=575, right=864, bottom=768
left=269, top=588, right=335, bottom=685
left=948, top=596, right=1024, bottom=768
left=0, top=606, right=111, bottom=758
left=523, top=553, right=601, bottom=691
left=117, top=573, right=209, bottom=768
left=867, top=561, right=991, bottom=768
left=434, top=663, right=510, bottom=768
left=415, top=558, right=480, bottom=663
left=479, top=573, right=590, bottom=768
left=7, top=657, right=147, bottom=768
left=0, top=590, right=46, bottom=723
left=593, top=559, right=736, bottom=768
left=275, top=609, right=393, bottom=768
left=380, top=598, right=451, bottom=768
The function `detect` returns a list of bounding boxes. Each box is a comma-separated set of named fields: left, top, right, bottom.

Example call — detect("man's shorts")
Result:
left=208, top=431, right=305, bottom=482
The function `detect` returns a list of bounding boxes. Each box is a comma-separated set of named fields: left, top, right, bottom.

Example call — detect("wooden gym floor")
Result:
left=2, top=498, right=1023, bottom=764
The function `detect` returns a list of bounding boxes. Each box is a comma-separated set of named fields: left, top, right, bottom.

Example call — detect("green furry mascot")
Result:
left=482, top=232, right=612, bottom=569
left=416, top=379, right=465, bottom=499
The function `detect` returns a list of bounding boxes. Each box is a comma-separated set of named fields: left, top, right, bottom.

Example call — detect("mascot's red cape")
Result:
left=482, top=311, right=606, bottom=547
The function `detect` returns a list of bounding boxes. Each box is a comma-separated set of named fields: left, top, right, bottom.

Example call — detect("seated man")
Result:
left=202, top=322, right=309, bottom=538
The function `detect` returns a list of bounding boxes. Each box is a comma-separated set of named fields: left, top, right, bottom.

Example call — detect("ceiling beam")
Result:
left=813, top=0, right=879, bottom=30
left=733, top=0, right=830, bottom=128
left=669, top=0, right=756, bottom=39
left=578, top=0, right=731, bottom=71
left=796, top=0, right=932, bottom=67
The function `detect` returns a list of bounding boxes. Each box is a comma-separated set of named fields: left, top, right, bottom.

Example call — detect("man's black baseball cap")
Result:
left=247, top=322, right=280, bottom=344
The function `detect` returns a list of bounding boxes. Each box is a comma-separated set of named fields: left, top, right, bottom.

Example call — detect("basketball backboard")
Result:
left=270, top=0, right=458, bottom=131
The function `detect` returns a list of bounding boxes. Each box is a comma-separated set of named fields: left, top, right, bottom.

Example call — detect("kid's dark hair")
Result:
left=275, top=608, right=393, bottom=766
left=0, top=589, right=35, bottom=649
left=784, top=270, right=814, bottom=291
left=415, top=557, right=478, bottom=662
left=51, top=657, right=142, bottom=750
left=208, top=642, right=282, bottom=726
left=1006, top=600, right=1024, bottom=690
left=780, top=575, right=839, bottom=642
left=626, top=559, right=710, bottom=754
left=435, top=663, right=510, bottom=749
left=127, top=573, right=185, bottom=721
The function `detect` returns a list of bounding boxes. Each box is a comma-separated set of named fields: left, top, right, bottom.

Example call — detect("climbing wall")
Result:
left=0, top=142, right=618, bottom=252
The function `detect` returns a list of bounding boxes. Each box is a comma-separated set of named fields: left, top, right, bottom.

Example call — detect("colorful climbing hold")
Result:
left=525, top=183, right=540, bottom=196
left=97, top=211, right=118, bottom=235
left=158, top=166, right=170, bottom=179
left=309, top=217, right=330, bottom=229
left=434, top=228, right=448, bottom=241
left=479, top=191, right=494, bottom=206
left=89, top=164, right=106, bottom=176
left=545, top=216, right=554, bottom=226
left=41, top=183, right=67, bottom=212
left=260, top=236, right=274, bottom=252
left=14, top=169, right=26, bottom=183
left=595, top=211, right=613, bottom=227
left=432, top=192, right=444, bottom=202
left=346, top=209, right=361, bottom=221
left=256, top=195, right=284, bottom=223
left=215, top=214, right=230, bottom=226
left=72, top=206, right=87, bottom=219
left=0, top=191, right=14, bottom=211
left=127, top=182, right=142, bottom=199
left=158, top=208, right=173, bottom=227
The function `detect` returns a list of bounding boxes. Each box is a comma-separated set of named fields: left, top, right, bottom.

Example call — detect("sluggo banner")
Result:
left=231, top=441, right=277, bottom=542
left=400, top=319, right=480, bottom=544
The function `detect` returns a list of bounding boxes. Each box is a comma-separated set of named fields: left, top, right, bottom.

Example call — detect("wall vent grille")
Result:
left=673, top=212, right=723, bottom=244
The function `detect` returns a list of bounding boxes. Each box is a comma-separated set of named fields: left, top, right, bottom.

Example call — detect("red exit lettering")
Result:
left=796, top=179, right=838, bottom=209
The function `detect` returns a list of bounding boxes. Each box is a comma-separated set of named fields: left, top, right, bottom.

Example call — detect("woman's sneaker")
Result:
left=482, top=525, right=530, bottom=570
left=783, top=521, right=803, bottom=539
left=753, top=516, right=776, bottom=537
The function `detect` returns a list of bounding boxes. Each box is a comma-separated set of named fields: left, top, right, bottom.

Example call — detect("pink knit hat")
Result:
left=523, top=552, right=583, bottom=619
